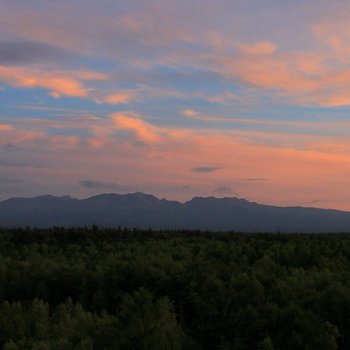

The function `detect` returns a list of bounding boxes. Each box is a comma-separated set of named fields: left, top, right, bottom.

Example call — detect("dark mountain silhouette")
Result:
left=1, top=192, right=350, bottom=232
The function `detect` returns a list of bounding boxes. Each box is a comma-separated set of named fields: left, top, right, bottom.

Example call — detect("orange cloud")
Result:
left=207, top=47, right=350, bottom=107
left=313, top=16, right=350, bottom=61
left=0, top=66, right=106, bottom=98
left=113, top=113, right=161, bottom=144
left=99, top=91, right=137, bottom=105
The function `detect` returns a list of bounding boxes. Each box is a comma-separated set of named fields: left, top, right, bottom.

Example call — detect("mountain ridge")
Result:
left=1, top=192, right=350, bottom=232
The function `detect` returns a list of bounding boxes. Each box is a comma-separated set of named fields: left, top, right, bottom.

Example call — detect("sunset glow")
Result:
left=2, top=0, right=350, bottom=209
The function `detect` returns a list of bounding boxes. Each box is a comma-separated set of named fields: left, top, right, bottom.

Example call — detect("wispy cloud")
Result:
left=0, top=39, right=72, bottom=65
left=0, top=124, right=14, bottom=131
left=213, top=186, right=236, bottom=195
left=191, top=167, right=221, bottom=173
left=79, top=179, right=128, bottom=191
left=98, top=90, right=137, bottom=105
left=238, top=41, right=278, bottom=55
left=0, top=159, right=42, bottom=168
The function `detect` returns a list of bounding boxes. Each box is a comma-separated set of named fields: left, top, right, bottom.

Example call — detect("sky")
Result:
left=2, top=0, right=350, bottom=210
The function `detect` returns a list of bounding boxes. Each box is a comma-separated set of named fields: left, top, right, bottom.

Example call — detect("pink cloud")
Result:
left=0, top=123, right=81, bottom=149
left=0, top=126, right=46, bottom=146
left=238, top=41, right=278, bottom=55
left=3, top=114, right=350, bottom=210
left=181, top=109, right=215, bottom=122
left=0, top=124, right=14, bottom=132
left=49, top=135, right=80, bottom=148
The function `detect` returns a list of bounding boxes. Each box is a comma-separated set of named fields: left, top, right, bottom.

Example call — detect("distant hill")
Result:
left=1, top=192, right=350, bottom=232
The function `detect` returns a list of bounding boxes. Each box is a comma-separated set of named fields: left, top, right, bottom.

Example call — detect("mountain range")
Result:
left=1, top=192, right=350, bottom=232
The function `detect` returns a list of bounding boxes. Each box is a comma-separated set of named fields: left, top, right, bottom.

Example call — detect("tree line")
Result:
left=0, top=227, right=349, bottom=349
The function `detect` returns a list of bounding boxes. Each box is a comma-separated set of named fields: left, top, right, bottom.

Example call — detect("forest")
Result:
left=0, top=227, right=350, bottom=349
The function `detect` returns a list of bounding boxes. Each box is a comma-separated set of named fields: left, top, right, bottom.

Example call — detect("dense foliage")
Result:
left=0, top=227, right=350, bottom=349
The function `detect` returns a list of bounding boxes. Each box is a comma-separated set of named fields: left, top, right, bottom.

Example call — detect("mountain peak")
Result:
left=1, top=192, right=350, bottom=232
left=186, top=196, right=251, bottom=205
left=85, top=192, right=159, bottom=202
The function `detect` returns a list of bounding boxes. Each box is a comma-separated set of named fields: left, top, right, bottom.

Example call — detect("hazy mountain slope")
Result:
left=1, top=193, right=350, bottom=232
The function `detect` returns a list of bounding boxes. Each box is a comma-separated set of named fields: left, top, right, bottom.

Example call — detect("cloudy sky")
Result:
left=2, top=0, right=350, bottom=209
